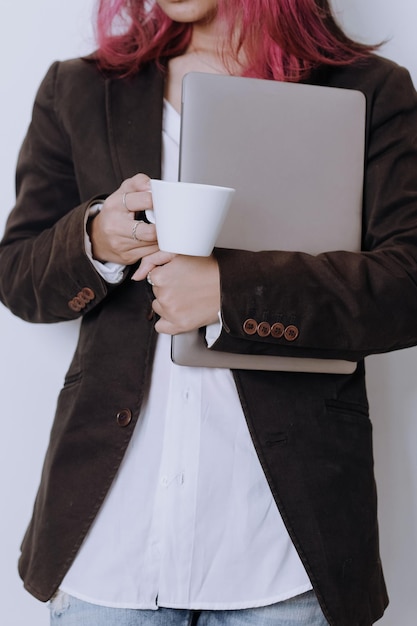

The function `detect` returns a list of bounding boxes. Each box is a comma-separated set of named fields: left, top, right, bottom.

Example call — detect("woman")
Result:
left=1, top=1, right=417, bottom=624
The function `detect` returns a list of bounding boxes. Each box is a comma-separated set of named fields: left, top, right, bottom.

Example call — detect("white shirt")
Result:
left=60, top=99, right=311, bottom=609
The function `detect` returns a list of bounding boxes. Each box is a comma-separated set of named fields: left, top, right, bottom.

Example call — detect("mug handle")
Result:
left=144, top=208, right=155, bottom=224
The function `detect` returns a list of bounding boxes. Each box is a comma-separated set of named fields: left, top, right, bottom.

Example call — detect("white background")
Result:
left=0, top=1, right=416, bottom=624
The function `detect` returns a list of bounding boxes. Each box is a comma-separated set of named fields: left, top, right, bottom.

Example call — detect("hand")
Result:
left=89, top=173, right=159, bottom=265
left=136, top=254, right=221, bottom=335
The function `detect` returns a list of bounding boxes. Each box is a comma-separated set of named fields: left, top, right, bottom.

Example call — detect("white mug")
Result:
left=147, top=179, right=235, bottom=256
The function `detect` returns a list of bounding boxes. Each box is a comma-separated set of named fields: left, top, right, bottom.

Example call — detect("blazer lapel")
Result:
left=105, top=63, right=165, bottom=183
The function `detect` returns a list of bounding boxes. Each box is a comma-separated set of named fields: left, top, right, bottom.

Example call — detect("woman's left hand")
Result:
left=133, top=253, right=220, bottom=334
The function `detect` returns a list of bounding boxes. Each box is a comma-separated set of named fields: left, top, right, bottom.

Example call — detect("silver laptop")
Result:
left=171, top=72, right=366, bottom=374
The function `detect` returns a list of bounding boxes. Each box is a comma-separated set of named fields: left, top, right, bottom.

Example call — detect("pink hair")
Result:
left=95, top=0, right=377, bottom=81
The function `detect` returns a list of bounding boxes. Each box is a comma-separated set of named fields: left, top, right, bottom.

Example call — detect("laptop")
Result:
left=171, top=72, right=366, bottom=374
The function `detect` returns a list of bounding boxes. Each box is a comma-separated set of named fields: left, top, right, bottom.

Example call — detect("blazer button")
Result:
left=80, top=287, right=95, bottom=302
left=271, top=322, right=285, bottom=338
left=284, top=325, right=299, bottom=341
left=68, top=298, right=83, bottom=312
left=243, top=318, right=258, bottom=335
left=257, top=321, right=271, bottom=337
left=116, top=409, right=132, bottom=427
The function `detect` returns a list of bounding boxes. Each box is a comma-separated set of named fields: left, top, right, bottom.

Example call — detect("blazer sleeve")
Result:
left=0, top=62, right=118, bottom=323
left=211, top=64, right=417, bottom=362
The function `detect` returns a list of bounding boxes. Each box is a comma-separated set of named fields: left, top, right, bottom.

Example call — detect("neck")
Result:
left=186, top=47, right=227, bottom=74
left=186, top=21, right=244, bottom=76
left=188, top=16, right=226, bottom=53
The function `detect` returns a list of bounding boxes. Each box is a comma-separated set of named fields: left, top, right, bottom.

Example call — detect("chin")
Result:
left=155, top=0, right=218, bottom=25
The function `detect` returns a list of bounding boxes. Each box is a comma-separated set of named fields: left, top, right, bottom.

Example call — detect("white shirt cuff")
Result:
left=205, top=312, right=222, bottom=347
left=84, top=203, right=125, bottom=284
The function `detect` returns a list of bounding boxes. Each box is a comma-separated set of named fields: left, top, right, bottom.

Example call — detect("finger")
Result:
left=130, top=221, right=157, bottom=243
left=118, top=174, right=151, bottom=213
left=121, top=190, right=153, bottom=214
left=104, top=173, right=152, bottom=216
left=154, top=318, right=178, bottom=335
left=102, top=189, right=152, bottom=218
left=151, top=299, right=177, bottom=335
left=122, top=244, right=159, bottom=266
left=132, top=251, right=176, bottom=281
left=131, top=262, right=158, bottom=282
left=120, top=173, right=151, bottom=193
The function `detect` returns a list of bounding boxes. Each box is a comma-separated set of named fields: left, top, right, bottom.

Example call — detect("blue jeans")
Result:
left=49, top=590, right=329, bottom=625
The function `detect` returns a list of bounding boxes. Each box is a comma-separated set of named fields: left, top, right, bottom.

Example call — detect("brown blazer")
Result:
left=1, top=54, right=417, bottom=625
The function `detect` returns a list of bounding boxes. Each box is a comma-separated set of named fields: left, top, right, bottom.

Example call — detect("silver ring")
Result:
left=122, top=192, right=129, bottom=211
left=147, top=272, right=154, bottom=286
left=132, top=220, right=140, bottom=241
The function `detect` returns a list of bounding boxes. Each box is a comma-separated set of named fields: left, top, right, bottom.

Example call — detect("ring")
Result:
left=132, top=220, right=140, bottom=241
left=122, top=192, right=129, bottom=210
left=147, top=272, right=154, bottom=286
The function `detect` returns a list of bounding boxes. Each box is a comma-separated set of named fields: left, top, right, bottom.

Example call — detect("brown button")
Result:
left=271, top=322, right=285, bottom=338
left=73, top=296, right=85, bottom=309
left=68, top=298, right=83, bottom=312
left=68, top=288, right=96, bottom=312
left=77, top=292, right=90, bottom=305
left=257, top=322, right=271, bottom=337
left=80, top=287, right=95, bottom=302
left=284, top=325, right=299, bottom=341
left=116, top=409, right=132, bottom=427
left=243, top=318, right=258, bottom=335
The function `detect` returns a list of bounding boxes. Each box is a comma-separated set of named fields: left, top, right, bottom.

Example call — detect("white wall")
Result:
left=0, top=1, right=416, bottom=624
left=0, top=2, right=94, bottom=623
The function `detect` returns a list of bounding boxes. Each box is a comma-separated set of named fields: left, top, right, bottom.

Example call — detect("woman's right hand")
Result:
left=89, top=173, right=159, bottom=265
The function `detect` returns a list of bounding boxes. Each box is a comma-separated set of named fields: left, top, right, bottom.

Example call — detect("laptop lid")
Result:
left=171, top=72, right=365, bottom=374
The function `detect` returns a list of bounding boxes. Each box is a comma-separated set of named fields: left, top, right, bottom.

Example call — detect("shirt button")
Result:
left=243, top=318, right=258, bottom=335
left=284, top=325, right=299, bottom=341
left=116, top=409, right=132, bottom=427
left=161, top=476, right=169, bottom=487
